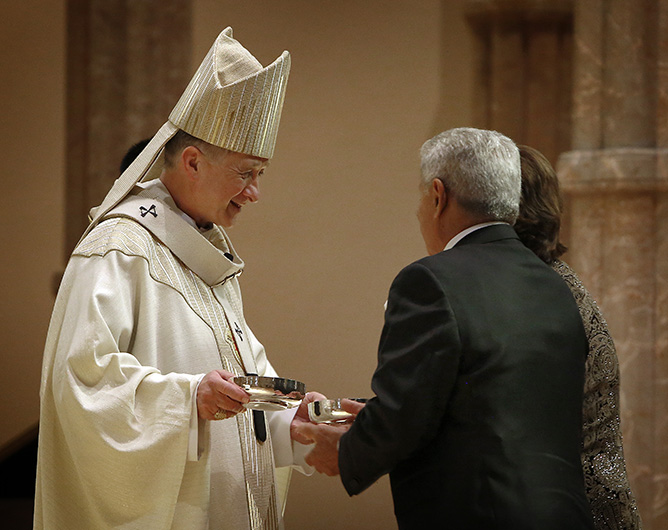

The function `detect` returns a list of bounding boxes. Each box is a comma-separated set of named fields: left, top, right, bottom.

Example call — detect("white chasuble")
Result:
left=35, top=181, right=295, bottom=529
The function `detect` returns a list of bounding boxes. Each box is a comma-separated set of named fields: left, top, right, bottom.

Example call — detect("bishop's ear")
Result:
left=181, top=146, right=202, bottom=178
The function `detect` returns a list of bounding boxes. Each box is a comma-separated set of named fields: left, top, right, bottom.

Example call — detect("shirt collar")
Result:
left=444, top=221, right=509, bottom=251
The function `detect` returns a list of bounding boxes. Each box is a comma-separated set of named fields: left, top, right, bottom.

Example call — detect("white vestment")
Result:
left=35, top=180, right=308, bottom=529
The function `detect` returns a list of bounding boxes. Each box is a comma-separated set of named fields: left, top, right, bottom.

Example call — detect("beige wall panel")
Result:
left=191, top=1, right=473, bottom=528
left=603, top=0, right=656, bottom=148
left=0, top=1, right=66, bottom=447
left=526, top=28, right=560, bottom=161
left=432, top=0, right=477, bottom=135
left=654, top=192, right=668, bottom=526
left=557, top=25, right=573, bottom=153
left=658, top=0, right=668, bottom=149
left=125, top=1, right=193, bottom=141
left=572, top=0, right=604, bottom=150
left=87, top=2, right=128, bottom=205
left=66, top=0, right=192, bottom=253
left=561, top=193, right=606, bottom=298
left=599, top=193, right=657, bottom=520
left=469, top=24, right=491, bottom=129
left=467, top=3, right=573, bottom=165
left=490, top=22, right=524, bottom=140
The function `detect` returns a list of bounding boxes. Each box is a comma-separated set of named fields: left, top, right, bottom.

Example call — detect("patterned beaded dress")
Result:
left=553, top=260, right=642, bottom=530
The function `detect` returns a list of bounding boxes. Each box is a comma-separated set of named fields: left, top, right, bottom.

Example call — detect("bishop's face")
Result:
left=193, top=149, right=268, bottom=228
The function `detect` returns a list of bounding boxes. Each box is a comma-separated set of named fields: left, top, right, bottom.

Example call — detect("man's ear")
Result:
left=432, top=178, right=447, bottom=216
left=181, top=146, right=202, bottom=179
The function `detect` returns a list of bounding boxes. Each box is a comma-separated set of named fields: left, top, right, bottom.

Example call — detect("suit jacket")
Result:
left=339, top=224, right=594, bottom=530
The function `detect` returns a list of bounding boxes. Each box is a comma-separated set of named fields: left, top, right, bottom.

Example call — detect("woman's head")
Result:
left=515, top=145, right=567, bottom=263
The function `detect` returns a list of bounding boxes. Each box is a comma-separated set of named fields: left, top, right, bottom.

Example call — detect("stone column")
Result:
left=65, top=0, right=192, bottom=254
left=558, top=0, right=668, bottom=527
left=465, top=0, right=574, bottom=165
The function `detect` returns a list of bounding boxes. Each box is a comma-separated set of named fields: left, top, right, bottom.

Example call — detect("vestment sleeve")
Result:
left=45, top=251, right=202, bottom=517
left=339, top=262, right=462, bottom=495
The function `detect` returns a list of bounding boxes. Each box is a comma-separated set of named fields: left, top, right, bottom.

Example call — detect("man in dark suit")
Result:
left=295, top=128, right=594, bottom=529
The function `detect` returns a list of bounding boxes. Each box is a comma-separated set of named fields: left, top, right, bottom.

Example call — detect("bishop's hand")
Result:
left=197, top=369, right=250, bottom=421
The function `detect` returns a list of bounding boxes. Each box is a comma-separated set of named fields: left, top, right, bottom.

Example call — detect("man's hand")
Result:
left=339, top=398, right=366, bottom=417
left=197, top=369, right=250, bottom=421
left=290, top=391, right=327, bottom=444
left=293, top=422, right=349, bottom=476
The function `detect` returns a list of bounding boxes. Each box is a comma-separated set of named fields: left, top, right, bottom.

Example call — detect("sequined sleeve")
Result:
left=552, top=260, right=642, bottom=530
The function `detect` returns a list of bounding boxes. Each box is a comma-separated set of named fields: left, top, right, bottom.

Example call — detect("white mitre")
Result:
left=84, top=27, right=291, bottom=240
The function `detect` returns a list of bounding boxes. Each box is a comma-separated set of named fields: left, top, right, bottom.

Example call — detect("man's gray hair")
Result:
left=420, top=127, right=521, bottom=223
